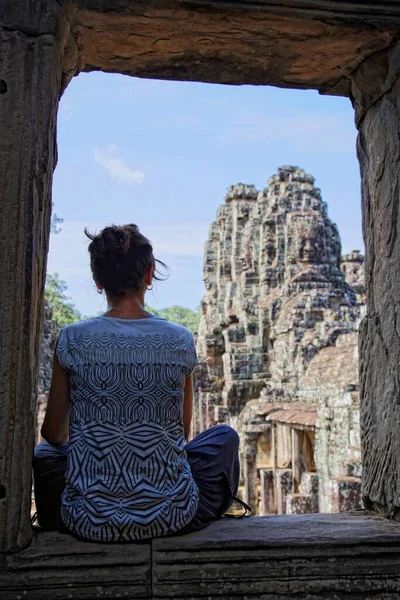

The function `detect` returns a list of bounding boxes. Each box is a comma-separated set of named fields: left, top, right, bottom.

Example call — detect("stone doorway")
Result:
left=1, top=0, right=400, bottom=562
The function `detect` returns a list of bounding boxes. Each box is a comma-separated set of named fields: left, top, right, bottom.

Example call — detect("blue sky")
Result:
left=47, top=72, right=363, bottom=316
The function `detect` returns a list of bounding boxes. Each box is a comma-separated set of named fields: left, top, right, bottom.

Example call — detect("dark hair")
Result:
left=85, top=224, right=167, bottom=297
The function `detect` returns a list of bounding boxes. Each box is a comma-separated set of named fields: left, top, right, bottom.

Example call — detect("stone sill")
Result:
left=2, top=512, right=400, bottom=599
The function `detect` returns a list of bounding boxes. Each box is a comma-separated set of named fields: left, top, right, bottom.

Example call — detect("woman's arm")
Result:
left=41, top=350, right=70, bottom=445
left=183, top=374, right=194, bottom=441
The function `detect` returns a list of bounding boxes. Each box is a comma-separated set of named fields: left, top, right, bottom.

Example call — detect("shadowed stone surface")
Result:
left=1, top=531, right=151, bottom=599
left=152, top=512, right=400, bottom=598
left=0, top=13, right=69, bottom=552
left=355, top=61, right=400, bottom=519
left=2, top=513, right=400, bottom=599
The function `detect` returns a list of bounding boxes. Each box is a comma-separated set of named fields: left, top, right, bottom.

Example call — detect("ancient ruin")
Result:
left=3, top=1, right=400, bottom=598
left=195, top=166, right=364, bottom=515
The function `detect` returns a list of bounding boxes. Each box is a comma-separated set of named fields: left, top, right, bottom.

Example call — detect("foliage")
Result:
left=51, top=204, right=63, bottom=234
left=45, top=273, right=82, bottom=327
left=147, top=305, right=200, bottom=333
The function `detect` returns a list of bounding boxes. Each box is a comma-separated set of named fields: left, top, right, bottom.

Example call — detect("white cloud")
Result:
left=93, top=145, right=145, bottom=185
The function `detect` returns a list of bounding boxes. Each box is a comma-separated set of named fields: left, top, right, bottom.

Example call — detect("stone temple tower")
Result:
left=195, top=166, right=365, bottom=515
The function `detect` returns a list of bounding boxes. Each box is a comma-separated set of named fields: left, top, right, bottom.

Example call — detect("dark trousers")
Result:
left=33, top=425, right=240, bottom=536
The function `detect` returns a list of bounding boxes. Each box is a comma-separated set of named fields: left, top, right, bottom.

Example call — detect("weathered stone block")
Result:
left=276, top=469, right=293, bottom=515
left=286, top=493, right=314, bottom=514
left=1, top=531, right=151, bottom=599
left=259, top=468, right=275, bottom=515
left=152, top=513, right=400, bottom=599
left=337, top=478, right=363, bottom=512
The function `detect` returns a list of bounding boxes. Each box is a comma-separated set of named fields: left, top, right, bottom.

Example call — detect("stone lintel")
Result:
left=2, top=513, right=400, bottom=599
left=51, top=0, right=398, bottom=96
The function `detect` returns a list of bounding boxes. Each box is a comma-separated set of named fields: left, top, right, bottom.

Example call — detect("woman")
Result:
left=33, top=224, right=241, bottom=542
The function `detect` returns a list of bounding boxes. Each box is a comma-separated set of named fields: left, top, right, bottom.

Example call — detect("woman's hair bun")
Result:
left=102, top=226, right=130, bottom=256
left=85, top=224, right=136, bottom=258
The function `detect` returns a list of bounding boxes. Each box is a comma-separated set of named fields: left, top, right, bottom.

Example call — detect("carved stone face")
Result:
left=287, top=215, right=323, bottom=265
left=297, top=223, right=322, bottom=264
left=283, top=212, right=343, bottom=289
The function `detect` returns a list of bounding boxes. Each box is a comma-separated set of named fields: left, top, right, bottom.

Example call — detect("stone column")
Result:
left=291, top=428, right=301, bottom=493
left=352, top=41, right=400, bottom=519
left=243, top=433, right=259, bottom=513
left=259, top=469, right=274, bottom=515
left=275, top=470, right=293, bottom=515
left=0, top=2, right=74, bottom=552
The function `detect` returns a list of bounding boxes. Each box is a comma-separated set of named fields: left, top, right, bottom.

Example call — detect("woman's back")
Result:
left=57, top=315, right=199, bottom=542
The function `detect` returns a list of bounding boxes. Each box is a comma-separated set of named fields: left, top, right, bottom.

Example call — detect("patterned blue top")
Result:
left=56, top=315, right=199, bottom=542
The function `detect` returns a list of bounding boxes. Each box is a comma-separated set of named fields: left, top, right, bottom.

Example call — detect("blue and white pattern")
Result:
left=56, top=316, right=199, bottom=542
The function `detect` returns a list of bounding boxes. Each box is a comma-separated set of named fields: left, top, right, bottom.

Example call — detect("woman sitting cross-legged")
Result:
left=33, top=223, right=241, bottom=542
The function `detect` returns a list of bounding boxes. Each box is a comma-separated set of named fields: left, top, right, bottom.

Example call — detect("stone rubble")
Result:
left=194, top=166, right=365, bottom=515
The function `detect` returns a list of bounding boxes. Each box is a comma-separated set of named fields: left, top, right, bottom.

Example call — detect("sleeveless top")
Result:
left=56, top=315, right=199, bottom=542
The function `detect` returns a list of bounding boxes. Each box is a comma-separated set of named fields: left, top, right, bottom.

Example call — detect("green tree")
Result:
left=147, top=305, right=200, bottom=333
left=51, top=204, right=63, bottom=234
left=45, top=273, right=82, bottom=327
left=44, top=274, right=200, bottom=332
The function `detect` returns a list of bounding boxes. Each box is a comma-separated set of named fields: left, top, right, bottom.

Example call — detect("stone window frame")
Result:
left=1, top=0, right=400, bottom=558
